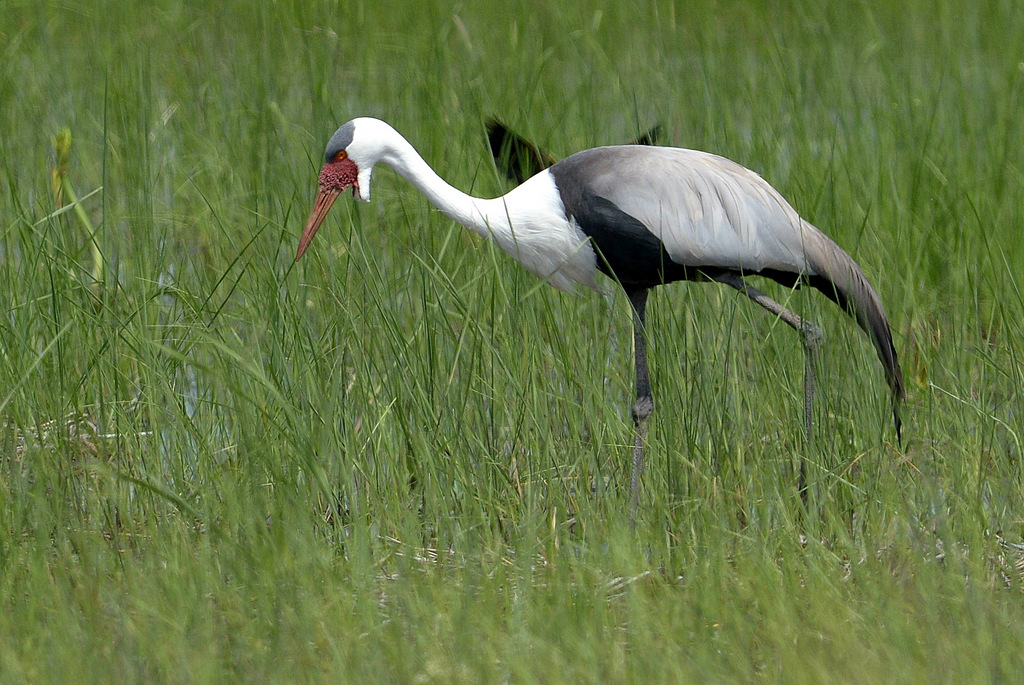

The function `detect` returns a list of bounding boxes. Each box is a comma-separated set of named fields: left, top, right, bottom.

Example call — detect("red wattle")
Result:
left=318, top=158, right=358, bottom=192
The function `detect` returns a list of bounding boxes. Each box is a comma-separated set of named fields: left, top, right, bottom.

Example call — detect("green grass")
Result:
left=2, top=0, right=1024, bottom=681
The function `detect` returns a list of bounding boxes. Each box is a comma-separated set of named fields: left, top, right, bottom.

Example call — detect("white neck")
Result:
left=371, top=128, right=505, bottom=238
left=353, top=118, right=597, bottom=293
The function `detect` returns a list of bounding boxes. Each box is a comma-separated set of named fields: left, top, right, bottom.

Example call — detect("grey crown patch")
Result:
left=324, top=121, right=356, bottom=162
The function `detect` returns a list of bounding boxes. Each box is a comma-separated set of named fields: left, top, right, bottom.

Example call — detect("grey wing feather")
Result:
left=577, top=147, right=812, bottom=273
left=560, top=146, right=905, bottom=410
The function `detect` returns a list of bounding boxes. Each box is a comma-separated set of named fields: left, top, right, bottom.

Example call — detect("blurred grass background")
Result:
left=2, top=0, right=1023, bottom=681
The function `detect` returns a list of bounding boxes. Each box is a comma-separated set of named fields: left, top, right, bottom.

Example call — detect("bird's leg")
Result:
left=715, top=273, right=822, bottom=501
left=628, top=288, right=654, bottom=524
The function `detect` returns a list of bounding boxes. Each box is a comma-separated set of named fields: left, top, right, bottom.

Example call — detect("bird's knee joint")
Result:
left=632, top=397, right=654, bottom=424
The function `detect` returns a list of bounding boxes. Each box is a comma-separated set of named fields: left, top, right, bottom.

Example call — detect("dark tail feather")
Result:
left=486, top=119, right=662, bottom=185
left=804, top=231, right=905, bottom=440
left=485, top=119, right=555, bottom=185
left=632, top=124, right=663, bottom=147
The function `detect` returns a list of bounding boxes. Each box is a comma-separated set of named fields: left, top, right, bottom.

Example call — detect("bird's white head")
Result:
left=297, top=117, right=394, bottom=260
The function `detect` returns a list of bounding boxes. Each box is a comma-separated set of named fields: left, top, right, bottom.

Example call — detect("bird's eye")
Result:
left=334, top=150, right=347, bottom=162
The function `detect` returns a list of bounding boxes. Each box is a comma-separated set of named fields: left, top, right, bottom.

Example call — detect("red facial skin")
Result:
left=296, top=156, right=359, bottom=260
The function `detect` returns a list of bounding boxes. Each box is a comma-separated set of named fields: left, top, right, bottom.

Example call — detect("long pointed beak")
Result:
left=296, top=188, right=340, bottom=260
